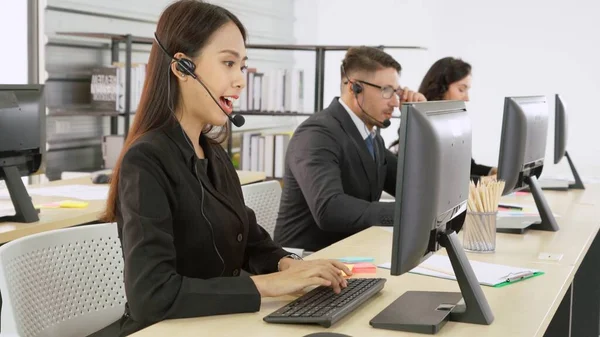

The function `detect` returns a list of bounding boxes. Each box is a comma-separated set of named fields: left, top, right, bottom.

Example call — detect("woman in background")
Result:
left=102, top=1, right=350, bottom=336
left=389, top=57, right=497, bottom=176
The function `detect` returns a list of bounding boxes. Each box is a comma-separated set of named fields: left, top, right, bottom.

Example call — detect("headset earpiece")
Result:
left=175, top=58, right=196, bottom=78
left=342, top=63, right=363, bottom=95
left=351, top=82, right=363, bottom=95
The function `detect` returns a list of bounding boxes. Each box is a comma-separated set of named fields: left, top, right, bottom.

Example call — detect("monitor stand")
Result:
left=535, top=151, right=584, bottom=191
left=537, top=178, right=569, bottom=191
left=565, top=151, right=585, bottom=190
left=496, top=175, right=559, bottom=234
left=370, top=231, right=494, bottom=334
left=0, top=166, right=39, bottom=223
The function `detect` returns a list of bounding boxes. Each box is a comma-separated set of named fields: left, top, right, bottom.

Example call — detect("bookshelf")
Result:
left=54, top=31, right=425, bottom=171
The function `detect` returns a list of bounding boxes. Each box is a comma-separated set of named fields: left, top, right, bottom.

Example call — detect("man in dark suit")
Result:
left=274, top=46, right=426, bottom=252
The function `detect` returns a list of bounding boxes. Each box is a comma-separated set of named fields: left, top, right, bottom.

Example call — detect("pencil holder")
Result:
left=462, top=211, right=497, bottom=253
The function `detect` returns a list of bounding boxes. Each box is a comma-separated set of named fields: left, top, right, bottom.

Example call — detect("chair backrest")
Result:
left=241, top=180, right=282, bottom=238
left=0, top=223, right=126, bottom=337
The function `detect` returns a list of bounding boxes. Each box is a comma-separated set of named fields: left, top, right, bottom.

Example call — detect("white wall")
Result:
left=0, top=1, right=29, bottom=84
left=293, top=0, right=431, bottom=145
left=0, top=1, right=33, bottom=190
left=423, top=0, right=600, bottom=180
left=295, top=0, right=600, bottom=180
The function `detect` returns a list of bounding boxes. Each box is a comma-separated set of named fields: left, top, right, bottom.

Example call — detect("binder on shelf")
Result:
left=273, top=133, right=291, bottom=178
left=90, top=67, right=118, bottom=111
left=238, top=131, right=291, bottom=179
left=55, top=32, right=419, bottom=160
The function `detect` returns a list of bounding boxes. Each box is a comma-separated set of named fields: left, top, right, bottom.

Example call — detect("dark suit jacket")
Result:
left=274, top=98, right=397, bottom=252
left=115, top=122, right=289, bottom=336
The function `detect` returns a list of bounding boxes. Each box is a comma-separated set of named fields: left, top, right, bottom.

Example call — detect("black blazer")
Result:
left=274, top=98, right=397, bottom=252
left=115, top=122, right=289, bottom=336
left=471, top=158, right=493, bottom=176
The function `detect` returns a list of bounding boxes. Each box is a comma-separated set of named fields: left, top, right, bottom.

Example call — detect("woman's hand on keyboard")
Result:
left=250, top=259, right=352, bottom=297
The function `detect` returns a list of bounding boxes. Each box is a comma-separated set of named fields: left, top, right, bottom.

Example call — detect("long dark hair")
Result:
left=103, top=0, right=247, bottom=222
left=388, top=57, right=471, bottom=151
left=418, top=57, right=471, bottom=101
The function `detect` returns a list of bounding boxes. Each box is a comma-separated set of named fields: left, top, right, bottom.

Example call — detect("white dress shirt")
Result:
left=338, top=97, right=376, bottom=141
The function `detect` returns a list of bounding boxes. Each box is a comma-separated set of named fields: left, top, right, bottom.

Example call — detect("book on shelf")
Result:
left=240, top=131, right=293, bottom=178
left=234, top=67, right=305, bottom=113
left=90, top=67, right=118, bottom=111
left=89, top=63, right=147, bottom=113
left=112, top=62, right=147, bottom=113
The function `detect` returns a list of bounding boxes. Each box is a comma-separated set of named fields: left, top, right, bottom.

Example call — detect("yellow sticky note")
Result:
left=59, top=200, right=89, bottom=208
left=342, top=264, right=354, bottom=277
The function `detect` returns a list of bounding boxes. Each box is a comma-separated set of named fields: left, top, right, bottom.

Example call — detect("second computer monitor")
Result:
left=496, top=95, right=559, bottom=232
left=497, top=96, right=548, bottom=195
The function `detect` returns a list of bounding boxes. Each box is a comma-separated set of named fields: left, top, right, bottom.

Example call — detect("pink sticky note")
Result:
left=351, top=263, right=377, bottom=274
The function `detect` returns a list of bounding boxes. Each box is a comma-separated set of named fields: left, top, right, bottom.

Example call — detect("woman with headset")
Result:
left=102, top=1, right=351, bottom=335
left=389, top=57, right=497, bottom=177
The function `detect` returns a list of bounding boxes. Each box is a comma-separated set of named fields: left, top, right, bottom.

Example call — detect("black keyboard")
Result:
left=263, top=278, right=386, bottom=328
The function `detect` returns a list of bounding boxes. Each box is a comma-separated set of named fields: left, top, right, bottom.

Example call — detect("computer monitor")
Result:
left=0, top=84, right=45, bottom=223
left=496, top=95, right=559, bottom=233
left=553, top=94, right=584, bottom=189
left=370, top=101, right=494, bottom=334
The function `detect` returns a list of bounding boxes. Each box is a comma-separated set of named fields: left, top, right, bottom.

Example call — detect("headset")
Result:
left=154, top=32, right=229, bottom=276
left=153, top=32, right=245, bottom=128
left=341, top=63, right=392, bottom=128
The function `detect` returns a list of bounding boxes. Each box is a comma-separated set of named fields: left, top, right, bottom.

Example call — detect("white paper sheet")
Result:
left=378, top=254, right=541, bottom=287
left=0, top=203, right=15, bottom=217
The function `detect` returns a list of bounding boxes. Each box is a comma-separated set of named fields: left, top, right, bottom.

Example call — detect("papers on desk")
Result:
left=507, top=191, right=530, bottom=197
left=0, top=185, right=109, bottom=201
left=0, top=203, right=15, bottom=217
left=497, top=205, right=560, bottom=218
left=540, top=174, right=600, bottom=184
left=497, top=202, right=534, bottom=216
left=378, top=254, right=543, bottom=287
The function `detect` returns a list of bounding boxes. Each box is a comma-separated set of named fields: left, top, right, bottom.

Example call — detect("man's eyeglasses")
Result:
left=356, top=80, right=403, bottom=99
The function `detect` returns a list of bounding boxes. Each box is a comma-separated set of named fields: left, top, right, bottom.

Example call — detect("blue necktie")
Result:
left=365, top=135, right=375, bottom=160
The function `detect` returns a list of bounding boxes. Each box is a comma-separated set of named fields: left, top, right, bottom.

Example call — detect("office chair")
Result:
left=241, top=180, right=304, bottom=257
left=0, top=223, right=126, bottom=337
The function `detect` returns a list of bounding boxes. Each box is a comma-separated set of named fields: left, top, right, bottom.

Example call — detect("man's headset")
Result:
left=341, top=63, right=391, bottom=128
left=154, top=32, right=245, bottom=127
